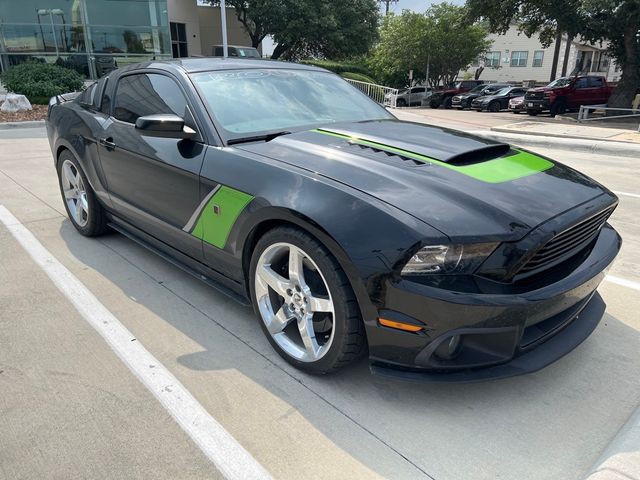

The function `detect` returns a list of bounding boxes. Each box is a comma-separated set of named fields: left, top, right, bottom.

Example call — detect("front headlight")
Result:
left=401, top=243, right=498, bottom=276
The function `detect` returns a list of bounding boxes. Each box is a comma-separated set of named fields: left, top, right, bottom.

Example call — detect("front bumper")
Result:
left=525, top=98, right=550, bottom=111
left=366, top=224, right=621, bottom=382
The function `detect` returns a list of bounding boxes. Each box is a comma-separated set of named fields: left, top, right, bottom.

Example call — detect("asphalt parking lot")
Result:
left=1, top=123, right=639, bottom=480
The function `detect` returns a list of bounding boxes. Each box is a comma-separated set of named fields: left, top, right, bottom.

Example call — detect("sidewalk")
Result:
left=492, top=121, right=640, bottom=144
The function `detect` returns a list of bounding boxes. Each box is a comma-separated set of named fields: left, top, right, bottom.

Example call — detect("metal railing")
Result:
left=577, top=104, right=640, bottom=132
left=344, top=79, right=399, bottom=108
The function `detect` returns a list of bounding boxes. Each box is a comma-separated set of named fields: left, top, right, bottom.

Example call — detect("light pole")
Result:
left=220, top=0, right=228, bottom=57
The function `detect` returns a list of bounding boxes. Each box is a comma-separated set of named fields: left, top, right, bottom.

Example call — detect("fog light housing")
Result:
left=434, top=335, right=462, bottom=360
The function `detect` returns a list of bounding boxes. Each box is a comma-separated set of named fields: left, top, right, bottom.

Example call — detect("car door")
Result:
left=97, top=71, right=206, bottom=261
left=409, top=87, right=425, bottom=105
left=588, top=77, right=608, bottom=104
left=571, top=77, right=592, bottom=108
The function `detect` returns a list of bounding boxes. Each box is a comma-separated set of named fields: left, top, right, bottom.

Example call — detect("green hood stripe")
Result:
left=312, top=128, right=553, bottom=183
left=190, top=186, right=254, bottom=249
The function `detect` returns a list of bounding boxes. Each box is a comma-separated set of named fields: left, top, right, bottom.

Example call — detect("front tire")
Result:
left=488, top=101, right=501, bottom=112
left=57, top=150, right=108, bottom=236
left=442, top=97, right=453, bottom=109
left=249, top=227, right=366, bottom=374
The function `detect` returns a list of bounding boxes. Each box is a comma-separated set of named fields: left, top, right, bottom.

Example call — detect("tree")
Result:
left=465, top=0, right=640, bottom=109
left=369, top=4, right=491, bottom=88
left=205, top=0, right=379, bottom=61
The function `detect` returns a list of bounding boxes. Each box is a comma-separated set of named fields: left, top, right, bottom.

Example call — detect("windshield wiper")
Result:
left=227, top=131, right=292, bottom=145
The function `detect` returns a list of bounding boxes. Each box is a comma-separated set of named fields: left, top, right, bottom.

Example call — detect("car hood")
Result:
left=236, top=120, right=610, bottom=240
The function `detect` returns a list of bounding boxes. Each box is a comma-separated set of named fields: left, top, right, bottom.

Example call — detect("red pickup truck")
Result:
left=524, top=75, right=614, bottom=117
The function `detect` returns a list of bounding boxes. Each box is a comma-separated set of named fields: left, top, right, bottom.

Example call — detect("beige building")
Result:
left=167, top=1, right=257, bottom=58
left=459, top=25, right=619, bottom=85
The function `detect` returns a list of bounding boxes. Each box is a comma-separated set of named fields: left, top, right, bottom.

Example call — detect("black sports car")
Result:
left=471, top=86, right=530, bottom=112
left=46, top=59, right=621, bottom=381
left=451, top=83, right=511, bottom=109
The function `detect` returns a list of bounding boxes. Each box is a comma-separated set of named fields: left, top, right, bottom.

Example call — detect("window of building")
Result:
left=510, top=51, right=528, bottom=67
left=0, top=0, right=171, bottom=79
left=113, top=73, right=187, bottom=124
left=170, top=22, right=188, bottom=58
left=485, top=51, right=501, bottom=68
left=533, top=50, right=544, bottom=67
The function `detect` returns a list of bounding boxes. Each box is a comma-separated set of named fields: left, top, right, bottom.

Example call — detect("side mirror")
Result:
left=135, top=114, right=196, bottom=139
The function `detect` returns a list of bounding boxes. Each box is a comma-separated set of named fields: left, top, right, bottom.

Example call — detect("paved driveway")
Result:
left=1, top=127, right=638, bottom=480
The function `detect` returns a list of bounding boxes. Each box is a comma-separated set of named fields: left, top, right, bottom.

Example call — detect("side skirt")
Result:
left=107, top=216, right=250, bottom=306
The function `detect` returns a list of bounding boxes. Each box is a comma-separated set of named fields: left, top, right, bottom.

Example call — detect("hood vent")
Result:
left=346, top=142, right=423, bottom=166
left=444, top=144, right=512, bottom=166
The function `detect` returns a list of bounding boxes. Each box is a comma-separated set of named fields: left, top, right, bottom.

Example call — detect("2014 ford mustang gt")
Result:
left=46, top=59, right=621, bottom=381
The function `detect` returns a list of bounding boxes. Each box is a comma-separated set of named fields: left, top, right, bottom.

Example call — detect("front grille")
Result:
left=518, top=206, right=615, bottom=275
left=525, top=92, right=544, bottom=100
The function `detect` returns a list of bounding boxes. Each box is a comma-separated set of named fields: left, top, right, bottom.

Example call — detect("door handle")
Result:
left=98, top=137, right=116, bottom=150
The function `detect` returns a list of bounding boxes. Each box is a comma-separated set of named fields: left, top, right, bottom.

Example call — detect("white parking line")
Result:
left=605, top=275, right=640, bottom=292
left=612, top=191, right=640, bottom=199
left=0, top=205, right=272, bottom=480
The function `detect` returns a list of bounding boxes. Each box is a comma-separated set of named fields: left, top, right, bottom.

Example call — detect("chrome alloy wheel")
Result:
left=255, top=242, right=335, bottom=362
left=61, top=160, right=89, bottom=227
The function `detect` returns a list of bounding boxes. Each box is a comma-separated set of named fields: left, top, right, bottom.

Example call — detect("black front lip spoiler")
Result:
left=370, top=292, right=605, bottom=383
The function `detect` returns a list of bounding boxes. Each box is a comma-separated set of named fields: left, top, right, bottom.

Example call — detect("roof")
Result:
left=117, top=57, right=325, bottom=75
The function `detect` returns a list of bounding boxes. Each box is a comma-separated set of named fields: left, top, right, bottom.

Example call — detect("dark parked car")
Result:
left=46, top=59, right=620, bottom=381
left=451, top=83, right=511, bottom=109
left=471, top=86, right=530, bottom=112
left=429, top=80, right=485, bottom=109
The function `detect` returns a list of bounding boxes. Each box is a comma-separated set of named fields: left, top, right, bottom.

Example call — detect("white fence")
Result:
left=577, top=105, right=640, bottom=132
left=344, top=79, right=399, bottom=108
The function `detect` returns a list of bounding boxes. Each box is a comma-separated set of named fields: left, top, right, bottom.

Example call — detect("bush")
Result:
left=0, top=62, right=84, bottom=104
left=340, top=72, right=379, bottom=84
left=300, top=59, right=373, bottom=77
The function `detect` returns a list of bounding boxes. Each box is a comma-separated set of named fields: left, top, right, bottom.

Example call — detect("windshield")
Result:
left=192, top=69, right=392, bottom=139
left=495, top=87, right=512, bottom=96
left=468, top=84, right=486, bottom=94
left=548, top=77, right=572, bottom=88
left=236, top=48, right=260, bottom=58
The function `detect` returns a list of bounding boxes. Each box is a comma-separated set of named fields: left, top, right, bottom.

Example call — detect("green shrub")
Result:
left=0, top=62, right=84, bottom=104
left=340, top=72, right=379, bottom=84
left=300, top=59, right=373, bottom=77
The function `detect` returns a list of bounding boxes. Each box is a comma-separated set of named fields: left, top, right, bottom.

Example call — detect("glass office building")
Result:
left=0, top=0, right=171, bottom=79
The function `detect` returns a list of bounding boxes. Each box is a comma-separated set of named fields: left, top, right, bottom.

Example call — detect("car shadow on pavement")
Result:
left=58, top=219, right=640, bottom=480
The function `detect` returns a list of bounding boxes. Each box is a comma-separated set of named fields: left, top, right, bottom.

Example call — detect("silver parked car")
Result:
left=385, top=86, right=432, bottom=107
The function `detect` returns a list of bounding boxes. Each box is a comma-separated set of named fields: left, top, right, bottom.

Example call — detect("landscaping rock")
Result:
left=1, top=94, right=32, bottom=113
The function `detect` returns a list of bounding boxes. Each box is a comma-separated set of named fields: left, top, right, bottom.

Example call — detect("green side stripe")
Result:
left=191, top=186, right=254, bottom=249
left=312, top=128, right=553, bottom=183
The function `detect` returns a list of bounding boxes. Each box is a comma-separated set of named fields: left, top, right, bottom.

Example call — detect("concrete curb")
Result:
left=490, top=126, right=639, bottom=143
left=471, top=130, right=640, bottom=158
left=0, top=120, right=45, bottom=130
left=584, top=406, right=640, bottom=480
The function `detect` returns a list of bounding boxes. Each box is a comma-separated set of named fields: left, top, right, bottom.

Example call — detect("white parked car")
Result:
left=385, top=86, right=432, bottom=107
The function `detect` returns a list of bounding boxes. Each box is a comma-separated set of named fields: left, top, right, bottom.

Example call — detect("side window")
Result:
left=589, top=77, right=604, bottom=87
left=412, top=87, right=425, bottom=93
left=113, top=73, right=188, bottom=124
left=574, top=77, right=589, bottom=89
left=101, top=77, right=111, bottom=115
left=77, top=83, right=97, bottom=107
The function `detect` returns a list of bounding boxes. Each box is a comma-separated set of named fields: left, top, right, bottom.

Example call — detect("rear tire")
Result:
left=56, top=150, right=108, bottom=237
left=249, top=226, right=366, bottom=374
left=442, top=97, right=453, bottom=109
left=429, top=100, right=441, bottom=109
left=396, top=98, right=407, bottom=107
